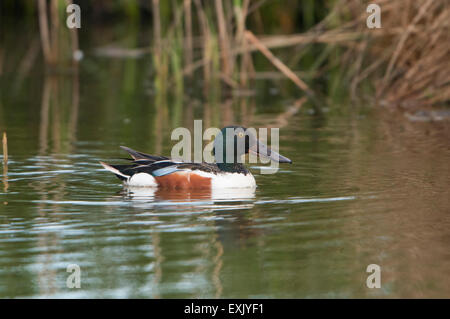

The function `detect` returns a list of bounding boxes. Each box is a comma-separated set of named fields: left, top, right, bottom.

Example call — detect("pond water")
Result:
left=1, top=43, right=450, bottom=298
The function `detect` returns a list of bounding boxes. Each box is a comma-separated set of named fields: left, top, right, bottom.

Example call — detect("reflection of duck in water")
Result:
left=100, top=126, right=291, bottom=190
left=123, top=185, right=256, bottom=202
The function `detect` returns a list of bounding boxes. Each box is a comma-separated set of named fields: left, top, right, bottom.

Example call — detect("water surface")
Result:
left=1, top=36, right=449, bottom=299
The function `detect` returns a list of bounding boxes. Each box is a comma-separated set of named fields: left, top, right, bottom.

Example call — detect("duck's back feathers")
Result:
left=120, top=145, right=169, bottom=162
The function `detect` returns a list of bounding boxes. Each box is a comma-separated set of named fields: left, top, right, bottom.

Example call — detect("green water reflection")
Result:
left=0, top=24, right=449, bottom=299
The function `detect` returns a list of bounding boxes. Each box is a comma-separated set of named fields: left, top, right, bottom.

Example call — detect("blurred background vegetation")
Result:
left=0, top=0, right=448, bottom=140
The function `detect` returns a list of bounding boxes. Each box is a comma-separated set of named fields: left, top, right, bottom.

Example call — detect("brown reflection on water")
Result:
left=212, top=238, right=224, bottom=298
left=33, top=71, right=81, bottom=297
left=151, top=222, right=163, bottom=299
left=340, top=110, right=450, bottom=297
left=155, top=188, right=212, bottom=201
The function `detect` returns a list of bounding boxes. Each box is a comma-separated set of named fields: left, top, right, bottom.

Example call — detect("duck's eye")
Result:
left=237, top=132, right=244, bottom=138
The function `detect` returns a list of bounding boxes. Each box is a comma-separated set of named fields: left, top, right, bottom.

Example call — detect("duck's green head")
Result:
left=213, top=126, right=291, bottom=172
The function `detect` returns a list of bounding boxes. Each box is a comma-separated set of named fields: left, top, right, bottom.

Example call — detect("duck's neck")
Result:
left=217, top=162, right=249, bottom=174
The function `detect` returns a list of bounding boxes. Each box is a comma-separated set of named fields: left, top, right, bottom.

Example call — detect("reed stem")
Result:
left=183, top=0, right=193, bottom=75
left=37, top=0, right=52, bottom=64
left=2, top=132, right=7, bottom=167
left=215, top=0, right=232, bottom=77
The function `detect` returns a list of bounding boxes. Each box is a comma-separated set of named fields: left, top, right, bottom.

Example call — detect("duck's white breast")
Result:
left=194, top=170, right=256, bottom=189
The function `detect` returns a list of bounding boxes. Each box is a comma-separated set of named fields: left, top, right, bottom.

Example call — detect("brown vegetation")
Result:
left=31, top=0, right=450, bottom=110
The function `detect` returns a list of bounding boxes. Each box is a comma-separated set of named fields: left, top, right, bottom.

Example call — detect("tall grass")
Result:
left=6, top=0, right=450, bottom=109
left=332, top=0, right=450, bottom=108
left=153, top=0, right=448, bottom=108
left=37, top=0, right=79, bottom=68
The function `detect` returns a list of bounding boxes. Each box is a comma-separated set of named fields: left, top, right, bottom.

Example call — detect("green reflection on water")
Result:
left=0, top=22, right=449, bottom=299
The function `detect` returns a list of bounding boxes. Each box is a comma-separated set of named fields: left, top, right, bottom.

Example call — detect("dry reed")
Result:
left=245, top=31, right=313, bottom=97
left=33, top=0, right=449, bottom=110
left=2, top=133, right=7, bottom=167
left=336, top=0, right=450, bottom=108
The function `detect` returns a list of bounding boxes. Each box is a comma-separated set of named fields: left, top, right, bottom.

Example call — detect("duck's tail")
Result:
left=100, top=146, right=172, bottom=182
left=99, top=161, right=130, bottom=181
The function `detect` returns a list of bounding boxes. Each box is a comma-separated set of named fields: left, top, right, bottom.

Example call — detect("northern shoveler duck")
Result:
left=100, top=126, right=291, bottom=189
